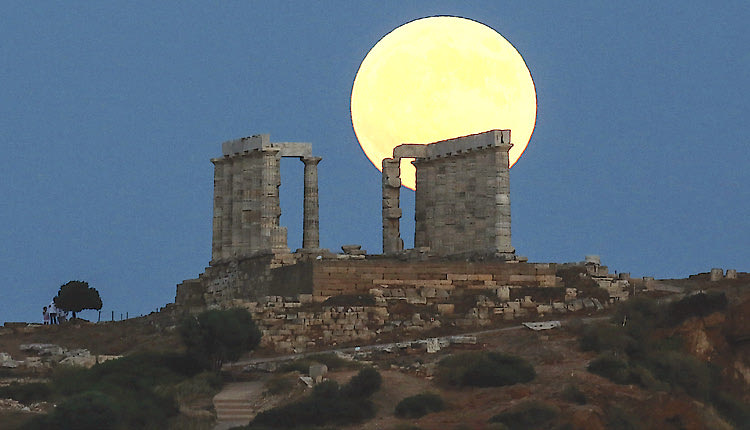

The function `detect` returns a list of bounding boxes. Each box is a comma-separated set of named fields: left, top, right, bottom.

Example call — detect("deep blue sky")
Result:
left=2, top=2, right=748, bottom=324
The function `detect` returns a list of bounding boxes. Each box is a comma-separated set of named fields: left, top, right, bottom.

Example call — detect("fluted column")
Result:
left=302, top=156, right=322, bottom=250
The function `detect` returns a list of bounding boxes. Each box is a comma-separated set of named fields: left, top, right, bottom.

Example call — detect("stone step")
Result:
left=213, top=382, right=264, bottom=429
left=214, top=399, right=252, bottom=406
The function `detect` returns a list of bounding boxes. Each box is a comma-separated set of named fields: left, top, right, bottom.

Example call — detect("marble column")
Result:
left=301, top=156, right=322, bottom=250
left=382, top=158, right=403, bottom=254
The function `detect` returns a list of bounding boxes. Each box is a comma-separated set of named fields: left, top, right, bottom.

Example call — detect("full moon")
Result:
left=351, top=16, right=537, bottom=190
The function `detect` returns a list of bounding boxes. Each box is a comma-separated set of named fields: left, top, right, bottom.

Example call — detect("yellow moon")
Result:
left=351, top=16, right=537, bottom=190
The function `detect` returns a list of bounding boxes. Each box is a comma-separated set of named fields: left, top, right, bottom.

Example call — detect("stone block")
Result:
left=536, top=304, right=553, bottom=314
left=422, top=287, right=437, bottom=298
left=407, top=295, right=427, bottom=304
left=436, top=303, right=454, bottom=314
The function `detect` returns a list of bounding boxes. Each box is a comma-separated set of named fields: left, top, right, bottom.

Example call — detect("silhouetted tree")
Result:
left=54, top=281, right=103, bottom=319
left=179, top=308, right=262, bottom=371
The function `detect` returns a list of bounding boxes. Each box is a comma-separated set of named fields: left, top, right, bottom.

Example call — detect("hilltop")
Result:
left=0, top=274, right=748, bottom=429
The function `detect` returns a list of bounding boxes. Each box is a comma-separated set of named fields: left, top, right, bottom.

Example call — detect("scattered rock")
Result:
left=0, top=352, right=20, bottom=368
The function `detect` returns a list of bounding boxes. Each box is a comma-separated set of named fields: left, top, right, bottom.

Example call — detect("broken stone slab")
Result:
left=448, top=335, right=477, bottom=345
left=59, top=355, right=97, bottom=368
left=309, top=363, right=328, bottom=383
left=522, top=321, right=561, bottom=331
left=0, top=352, right=20, bottom=368
left=19, top=344, right=65, bottom=356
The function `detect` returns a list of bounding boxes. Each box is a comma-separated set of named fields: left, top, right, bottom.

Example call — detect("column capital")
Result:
left=301, top=156, right=323, bottom=165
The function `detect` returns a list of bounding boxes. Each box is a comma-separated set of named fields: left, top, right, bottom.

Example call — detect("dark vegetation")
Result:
left=54, top=280, right=103, bottom=319
left=243, top=367, right=382, bottom=429
left=179, top=308, right=262, bottom=371
left=19, top=352, right=210, bottom=430
left=7, top=309, right=260, bottom=429
left=264, top=373, right=298, bottom=395
left=0, top=382, right=52, bottom=404
left=582, top=293, right=749, bottom=428
left=488, top=400, right=559, bottom=430
left=560, top=384, right=587, bottom=405
left=394, top=392, right=445, bottom=418
left=605, top=405, right=644, bottom=430
left=437, top=351, right=535, bottom=387
left=556, top=266, right=610, bottom=303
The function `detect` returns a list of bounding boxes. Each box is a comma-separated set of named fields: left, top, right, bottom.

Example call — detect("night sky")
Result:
left=2, top=1, right=748, bottom=324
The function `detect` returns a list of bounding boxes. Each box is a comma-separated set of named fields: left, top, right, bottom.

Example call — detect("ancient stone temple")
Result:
left=382, top=129, right=514, bottom=259
left=210, top=134, right=321, bottom=262
left=176, top=130, right=552, bottom=317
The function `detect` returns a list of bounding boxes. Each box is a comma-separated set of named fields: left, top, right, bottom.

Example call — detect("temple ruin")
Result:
left=210, top=134, right=321, bottom=261
left=382, top=129, right=514, bottom=258
left=174, top=130, right=574, bottom=352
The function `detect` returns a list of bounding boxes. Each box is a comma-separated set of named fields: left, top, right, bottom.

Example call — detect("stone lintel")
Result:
left=221, top=134, right=312, bottom=158
left=400, top=129, right=513, bottom=161
left=393, top=144, right=429, bottom=159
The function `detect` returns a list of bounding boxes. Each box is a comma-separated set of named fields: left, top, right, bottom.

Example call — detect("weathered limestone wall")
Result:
left=414, top=130, right=513, bottom=256
left=176, top=253, right=302, bottom=310
left=177, top=257, right=559, bottom=312
left=224, top=282, right=599, bottom=353
left=310, top=260, right=558, bottom=301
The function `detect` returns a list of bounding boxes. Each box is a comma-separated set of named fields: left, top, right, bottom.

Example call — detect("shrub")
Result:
left=0, top=382, right=52, bottom=403
left=665, top=291, right=728, bottom=326
left=250, top=369, right=381, bottom=428
left=342, top=367, right=382, bottom=398
left=438, top=351, right=535, bottom=387
left=167, top=371, right=223, bottom=404
left=561, top=384, right=586, bottom=405
left=612, top=296, right=663, bottom=350
left=556, top=267, right=609, bottom=303
left=35, top=352, right=200, bottom=429
left=587, top=353, right=633, bottom=384
left=23, top=391, right=119, bottom=430
left=711, top=391, right=750, bottom=429
left=606, top=405, right=643, bottom=430
left=395, top=393, right=445, bottom=418
left=264, top=374, right=297, bottom=395
left=180, top=308, right=262, bottom=371
left=579, top=323, right=635, bottom=353
left=645, top=351, right=715, bottom=400
left=489, top=400, right=559, bottom=430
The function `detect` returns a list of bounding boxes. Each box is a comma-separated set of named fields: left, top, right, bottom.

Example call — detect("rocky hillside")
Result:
left=0, top=276, right=748, bottom=429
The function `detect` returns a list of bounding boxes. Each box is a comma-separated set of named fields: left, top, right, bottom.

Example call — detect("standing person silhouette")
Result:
left=48, top=302, right=58, bottom=325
